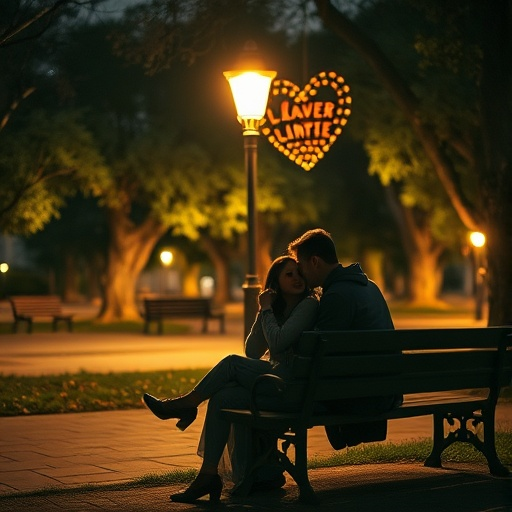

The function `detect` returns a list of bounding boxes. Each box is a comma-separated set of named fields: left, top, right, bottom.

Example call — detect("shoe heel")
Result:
left=176, top=411, right=197, bottom=431
left=209, top=486, right=222, bottom=502
left=176, top=417, right=192, bottom=431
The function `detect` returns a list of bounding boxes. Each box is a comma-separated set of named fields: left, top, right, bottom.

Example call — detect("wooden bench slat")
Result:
left=297, top=327, right=510, bottom=354
left=294, top=350, right=500, bottom=380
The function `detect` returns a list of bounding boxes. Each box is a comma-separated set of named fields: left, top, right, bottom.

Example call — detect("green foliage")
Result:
left=0, top=110, right=111, bottom=235
left=0, top=369, right=207, bottom=416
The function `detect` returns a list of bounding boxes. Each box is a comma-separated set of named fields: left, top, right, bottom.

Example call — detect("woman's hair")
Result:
left=263, top=255, right=309, bottom=318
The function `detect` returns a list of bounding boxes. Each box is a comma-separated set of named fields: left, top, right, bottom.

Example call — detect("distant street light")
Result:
left=160, top=250, right=173, bottom=267
left=469, top=231, right=486, bottom=321
left=159, top=250, right=173, bottom=295
left=224, top=41, right=276, bottom=339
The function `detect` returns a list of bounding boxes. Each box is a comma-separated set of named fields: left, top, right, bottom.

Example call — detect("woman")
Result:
left=143, top=256, right=318, bottom=503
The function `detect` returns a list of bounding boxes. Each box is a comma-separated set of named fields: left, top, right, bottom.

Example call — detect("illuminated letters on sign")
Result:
left=261, top=72, right=352, bottom=171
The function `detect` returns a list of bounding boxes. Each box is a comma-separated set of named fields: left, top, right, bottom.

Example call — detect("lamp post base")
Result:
left=243, top=276, right=260, bottom=340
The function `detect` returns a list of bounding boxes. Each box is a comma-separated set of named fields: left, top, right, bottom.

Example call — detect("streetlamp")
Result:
left=469, top=231, right=486, bottom=321
left=224, top=41, right=276, bottom=339
left=159, top=250, right=173, bottom=295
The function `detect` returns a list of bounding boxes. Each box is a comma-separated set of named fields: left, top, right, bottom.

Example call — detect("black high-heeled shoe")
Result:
left=142, top=393, right=197, bottom=431
left=170, top=473, right=222, bottom=503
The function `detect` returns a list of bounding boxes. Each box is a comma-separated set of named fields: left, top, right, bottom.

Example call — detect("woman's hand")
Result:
left=258, top=288, right=276, bottom=311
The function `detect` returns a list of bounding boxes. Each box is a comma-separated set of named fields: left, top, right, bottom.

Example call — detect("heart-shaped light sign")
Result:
left=261, top=71, right=351, bottom=171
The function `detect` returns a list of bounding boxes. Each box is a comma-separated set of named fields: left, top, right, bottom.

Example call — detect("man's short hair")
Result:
left=288, top=228, right=338, bottom=264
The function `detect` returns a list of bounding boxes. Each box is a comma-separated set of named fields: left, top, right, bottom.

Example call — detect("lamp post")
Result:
left=469, top=231, right=486, bottom=321
left=224, top=41, right=276, bottom=339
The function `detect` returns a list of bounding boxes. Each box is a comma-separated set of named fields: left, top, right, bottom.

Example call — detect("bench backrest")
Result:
left=144, top=298, right=211, bottom=316
left=289, top=327, right=512, bottom=415
left=10, top=295, right=64, bottom=316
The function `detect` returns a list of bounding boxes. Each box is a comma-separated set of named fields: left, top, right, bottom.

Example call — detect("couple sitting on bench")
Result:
left=143, top=228, right=400, bottom=503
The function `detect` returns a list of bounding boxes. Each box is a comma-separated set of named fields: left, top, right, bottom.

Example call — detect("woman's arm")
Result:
left=244, top=313, right=269, bottom=359
left=260, top=296, right=318, bottom=359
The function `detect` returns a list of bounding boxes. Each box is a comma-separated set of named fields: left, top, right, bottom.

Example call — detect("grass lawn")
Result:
left=0, top=369, right=208, bottom=416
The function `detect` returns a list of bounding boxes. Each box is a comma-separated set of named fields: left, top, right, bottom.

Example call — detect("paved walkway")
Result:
left=0, top=303, right=511, bottom=510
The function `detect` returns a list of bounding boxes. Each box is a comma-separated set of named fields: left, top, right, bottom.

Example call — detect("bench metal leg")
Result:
left=477, top=408, right=510, bottom=476
left=424, top=412, right=444, bottom=468
left=425, top=410, right=509, bottom=477
left=277, top=430, right=318, bottom=504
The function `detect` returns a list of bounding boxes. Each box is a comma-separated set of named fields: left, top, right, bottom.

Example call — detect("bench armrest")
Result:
left=249, top=373, right=286, bottom=417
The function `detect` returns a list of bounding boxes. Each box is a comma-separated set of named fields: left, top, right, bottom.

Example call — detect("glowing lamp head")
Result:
left=224, top=70, right=276, bottom=121
left=469, top=231, right=486, bottom=248
left=224, top=41, right=276, bottom=134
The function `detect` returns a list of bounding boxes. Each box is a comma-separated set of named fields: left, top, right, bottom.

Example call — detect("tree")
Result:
left=0, top=0, right=109, bottom=230
left=0, top=110, right=110, bottom=235
left=314, top=0, right=512, bottom=324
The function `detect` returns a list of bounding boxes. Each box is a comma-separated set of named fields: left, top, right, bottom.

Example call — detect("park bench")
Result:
left=9, top=295, right=74, bottom=333
left=142, top=297, right=225, bottom=335
left=221, top=327, right=512, bottom=503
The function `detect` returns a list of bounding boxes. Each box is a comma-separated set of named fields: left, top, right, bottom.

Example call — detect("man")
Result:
left=288, top=227, right=401, bottom=448
left=288, top=227, right=394, bottom=331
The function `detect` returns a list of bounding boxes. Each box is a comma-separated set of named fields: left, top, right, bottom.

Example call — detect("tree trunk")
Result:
left=407, top=248, right=443, bottom=305
left=385, top=185, right=445, bottom=305
left=97, top=209, right=167, bottom=322
left=183, top=263, right=200, bottom=296
left=478, top=0, right=512, bottom=325
left=360, top=249, right=385, bottom=293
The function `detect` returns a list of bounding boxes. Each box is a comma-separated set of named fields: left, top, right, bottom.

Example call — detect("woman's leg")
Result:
left=152, top=355, right=272, bottom=409
left=192, top=355, right=272, bottom=402
left=199, top=386, right=251, bottom=473
left=170, top=386, right=251, bottom=503
left=144, top=355, right=273, bottom=428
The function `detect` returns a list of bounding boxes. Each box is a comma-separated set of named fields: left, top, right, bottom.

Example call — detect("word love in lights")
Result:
left=261, top=71, right=352, bottom=171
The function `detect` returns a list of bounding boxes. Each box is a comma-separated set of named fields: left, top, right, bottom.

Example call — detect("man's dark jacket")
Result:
left=317, top=264, right=400, bottom=449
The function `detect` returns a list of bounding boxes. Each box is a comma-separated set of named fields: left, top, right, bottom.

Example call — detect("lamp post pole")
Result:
left=243, top=132, right=260, bottom=338
left=469, top=231, right=486, bottom=321
left=224, top=41, right=276, bottom=339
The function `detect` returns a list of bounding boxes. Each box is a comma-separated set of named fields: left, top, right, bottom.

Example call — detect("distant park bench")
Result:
left=221, top=327, right=512, bottom=504
left=9, top=295, right=73, bottom=333
left=142, top=297, right=225, bottom=335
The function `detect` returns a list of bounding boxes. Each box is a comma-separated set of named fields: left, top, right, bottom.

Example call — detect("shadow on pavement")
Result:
left=1, top=464, right=511, bottom=512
